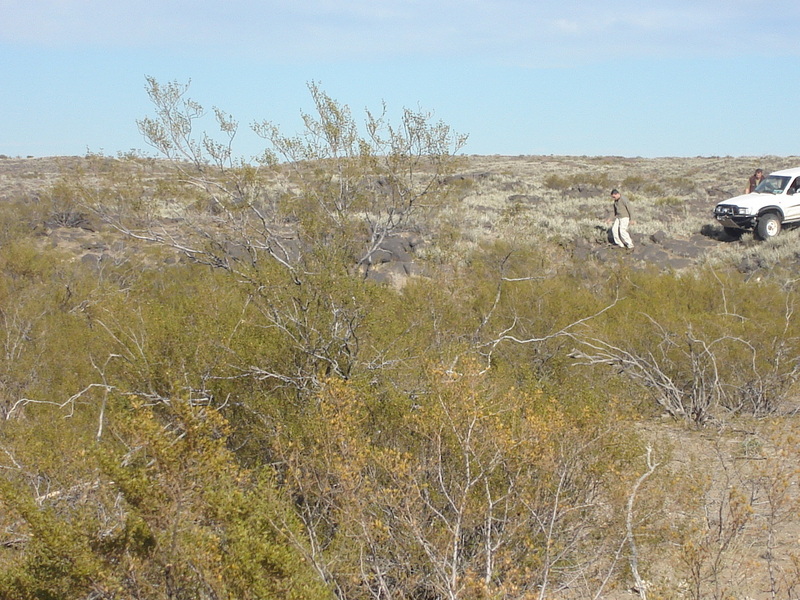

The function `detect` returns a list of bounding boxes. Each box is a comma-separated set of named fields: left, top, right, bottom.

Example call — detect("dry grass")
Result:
left=6, top=152, right=800, bottom=276
left=438, top=154, right=800, bottom=268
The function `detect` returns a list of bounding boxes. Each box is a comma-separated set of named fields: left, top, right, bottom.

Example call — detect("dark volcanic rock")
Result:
left=379, top=236, right=413, bottom=262
left=637, top=246, right=671, bottom=263
left=661, top=239, right=705, bottom=259
left=573, top=237, right=593, bottom=262
left=650, top=230, right=668, bottom=245
left=738, top=255, right=767, bottom=274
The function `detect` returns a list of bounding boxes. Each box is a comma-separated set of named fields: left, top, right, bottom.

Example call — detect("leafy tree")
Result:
left=94, top=78, right=468, bottom=400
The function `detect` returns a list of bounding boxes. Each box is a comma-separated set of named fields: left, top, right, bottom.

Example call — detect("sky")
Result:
left=2, top=0, right=799, bottom=159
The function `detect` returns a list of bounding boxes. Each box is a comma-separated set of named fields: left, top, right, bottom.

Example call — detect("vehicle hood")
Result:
left=717, top=192, right=777, bottom=209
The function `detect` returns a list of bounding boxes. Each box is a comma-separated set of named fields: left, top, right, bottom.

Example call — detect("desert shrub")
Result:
left=131, top=78, right=466, bottom=270
left=0, top=398, right=331, bottom=599
left=0, top=478, right=106, bottom=599
left=89, top=262, right=256, bottom=403
left=269, top=364, right=642, bottom=600
left=0, top=198, right=43, bottom=245
left=102, top=399, right=330, bottom=599
left=642, top=181, right=666, bottom=196
left=0, top=240, right=116, bottom=419
left=622, top=174, right=646, bottom=190
left=543, top=173, right=572, bottom=190
left=663, top=175, right=697, bottom=195
left=570, top=268, right=800, bottom=422
left=659, top=422, right=800, bottom=599
left=622, top=174, right=665, bottom=196
left=73, top=79, right=468, bottom=405
left=543, top=171, right=611, bottom=192
left=40, top=180, right=84, bottom=222
left=654, top=195, right=684, bottom=208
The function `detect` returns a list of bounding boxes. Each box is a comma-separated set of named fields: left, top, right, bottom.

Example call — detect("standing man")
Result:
left=745, top=169, right=764, bottom=193
left=609, top=189, right=634, bottom=250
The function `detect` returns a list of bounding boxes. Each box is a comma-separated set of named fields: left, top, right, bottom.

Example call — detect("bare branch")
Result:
left=626, top=446, right=659, bottom=599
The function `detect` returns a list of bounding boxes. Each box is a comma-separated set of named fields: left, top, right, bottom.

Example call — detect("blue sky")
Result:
left=2, top=0, right=799, bottom=159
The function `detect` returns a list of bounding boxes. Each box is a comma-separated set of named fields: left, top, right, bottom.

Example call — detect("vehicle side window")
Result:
left=790, top=178, right=800, bottom=195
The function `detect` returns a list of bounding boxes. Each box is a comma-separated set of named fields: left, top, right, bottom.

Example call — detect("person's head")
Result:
left=755, top=169, right=764, bottom=178
left=611, top=189, right=620, bottom=199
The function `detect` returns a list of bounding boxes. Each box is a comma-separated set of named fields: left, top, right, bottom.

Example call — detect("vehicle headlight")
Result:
left=736, top=207, right=752, bottom=216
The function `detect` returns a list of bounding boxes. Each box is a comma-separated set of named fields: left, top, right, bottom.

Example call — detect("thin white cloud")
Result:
left=2, top=0, right=799, bottom=64
left=551, top=19, right=582, bottom=34
left=289, top=0, right=411, bottom=21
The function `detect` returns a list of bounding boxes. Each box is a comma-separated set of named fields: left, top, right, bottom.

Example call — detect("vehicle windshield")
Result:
left=754, top=175, right=790, bottom=194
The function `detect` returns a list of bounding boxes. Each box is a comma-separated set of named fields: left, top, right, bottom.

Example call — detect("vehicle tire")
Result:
left=756, top=213, right=782, bottom=240
left=723, top=226, right=743, bottom=239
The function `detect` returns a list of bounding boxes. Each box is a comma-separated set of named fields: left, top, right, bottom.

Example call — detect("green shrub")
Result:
left=654, top=195, right=684, bottom=208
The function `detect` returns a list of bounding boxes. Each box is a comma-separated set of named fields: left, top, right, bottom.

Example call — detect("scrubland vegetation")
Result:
left=2, top=81, right=800, bottom=599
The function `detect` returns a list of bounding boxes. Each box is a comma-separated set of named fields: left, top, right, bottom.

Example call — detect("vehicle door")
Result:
left=783, top=177, right=800, bottom=222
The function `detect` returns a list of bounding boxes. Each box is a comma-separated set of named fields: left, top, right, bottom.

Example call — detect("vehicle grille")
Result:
left=715, top=205, right=733, bottom=215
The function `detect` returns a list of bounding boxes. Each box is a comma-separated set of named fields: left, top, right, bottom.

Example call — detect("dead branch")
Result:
left=626, top=446, right=659, bottom=599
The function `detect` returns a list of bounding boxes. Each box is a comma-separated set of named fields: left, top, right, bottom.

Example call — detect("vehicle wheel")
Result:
left=756, top=213, right=782, bottom=240
left=723, top=226, right=743, bottom=239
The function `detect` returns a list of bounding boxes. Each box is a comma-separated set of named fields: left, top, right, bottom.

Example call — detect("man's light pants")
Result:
left=612, top=217, right=633, bottom=248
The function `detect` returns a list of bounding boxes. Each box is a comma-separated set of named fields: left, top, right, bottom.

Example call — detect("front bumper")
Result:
left=714, top=205, right=756, bottom=230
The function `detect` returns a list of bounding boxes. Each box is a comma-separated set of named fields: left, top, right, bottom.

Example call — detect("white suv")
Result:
left=714, top=167, right=800, bottom=239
